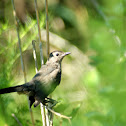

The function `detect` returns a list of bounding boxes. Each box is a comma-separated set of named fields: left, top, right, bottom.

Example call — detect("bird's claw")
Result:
left=44, top=98, right=58, bottom=108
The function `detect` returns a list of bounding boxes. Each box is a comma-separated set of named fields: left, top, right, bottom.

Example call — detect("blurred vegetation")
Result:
left=0, top=0, right=126, bottom=126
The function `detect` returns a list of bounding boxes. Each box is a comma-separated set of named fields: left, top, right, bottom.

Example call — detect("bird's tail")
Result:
left=0, top=85, right=25, bottom=94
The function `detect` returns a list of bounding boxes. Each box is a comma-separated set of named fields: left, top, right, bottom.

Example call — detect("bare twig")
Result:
left=45, top=0, right=50, bottom=58
left=11, top=0, right=35, bottom=126
left=46, top=106, right=72, bottom=124
left=49, top=112, right=53, bottom=126
left=34, top=0, right=44, bottom=65
left=45, top=0, right=52, bottom=125
left=11, top=0, right=27, bottom=82
left=40, top=103, right=47, bottom=126
left=34, top=1, right=47, bottom=125
left=45, top=108, right=50, bottom=126
left=12, top=113, right=22, bottom=126
left=32, top=40, right=38, bottom=73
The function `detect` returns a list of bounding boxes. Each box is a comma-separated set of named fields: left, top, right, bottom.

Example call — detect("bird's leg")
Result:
left=44, top=97, right=58, bottom=108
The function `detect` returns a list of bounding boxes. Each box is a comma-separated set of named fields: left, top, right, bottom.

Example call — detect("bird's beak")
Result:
left=62, top=52, right=71, bottom=57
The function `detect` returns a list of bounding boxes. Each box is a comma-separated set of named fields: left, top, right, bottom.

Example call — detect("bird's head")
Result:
left=46, top=51, right=71, bottom=64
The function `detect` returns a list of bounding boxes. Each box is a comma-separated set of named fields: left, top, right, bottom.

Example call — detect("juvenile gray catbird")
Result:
left=0, top=51, right=70, bottom=107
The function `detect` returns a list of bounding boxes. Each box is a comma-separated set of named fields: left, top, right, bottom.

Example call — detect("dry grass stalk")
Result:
left=11, top=0, right=35, bottom=125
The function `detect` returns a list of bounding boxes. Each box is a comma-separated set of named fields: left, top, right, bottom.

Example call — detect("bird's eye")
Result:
left=49, top=53, right=53, bottom=57
left=56, top=53, right=59, bottom=56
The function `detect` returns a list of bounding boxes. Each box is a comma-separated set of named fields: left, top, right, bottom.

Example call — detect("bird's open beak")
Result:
left=62, top=52, right=71, bottom=57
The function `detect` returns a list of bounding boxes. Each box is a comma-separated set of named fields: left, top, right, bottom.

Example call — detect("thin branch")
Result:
left=11, top=0, right=35, bottom=126
left=12, top=113, right=23, bottom=126
left=11, top=0, right=27, bottom=82
left=45, top=0, right=52, bottom=125
left=34, top=0, right=44, bottom=65
left=34, top=0, right=47, bottom=125
left=41, top=103, right=47, bottom=126
left=45, top=108, right=50, bottom=126
left=45, top=0, right=50, bottom=58
left=49, top=112, right=53, bottom=126
left=46, top=106, right=72, bottom=124
left=32, top=40, right=38, bottom=73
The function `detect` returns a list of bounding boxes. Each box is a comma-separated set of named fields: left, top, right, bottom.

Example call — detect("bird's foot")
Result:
left=44, top=98, right=58, bottom=108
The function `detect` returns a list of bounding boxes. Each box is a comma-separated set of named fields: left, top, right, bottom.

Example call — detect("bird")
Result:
left=0, top=51, right=70, bottom=107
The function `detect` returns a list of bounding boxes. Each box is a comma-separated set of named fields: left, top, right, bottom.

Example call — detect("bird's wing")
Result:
left=25, top=64, right=60, bottom=98
left=29, top=64, right=59, bottom=97
left=24, top=65, right=57, bottom=88
left=32, top=64, right=58, bottom=79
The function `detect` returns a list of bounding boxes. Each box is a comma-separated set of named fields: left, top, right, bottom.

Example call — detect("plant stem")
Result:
left=11, top=0, right=35, bottom=126
left=45, top=0, right=50, bottom=59
left=34, top=0, right=47, bottom=126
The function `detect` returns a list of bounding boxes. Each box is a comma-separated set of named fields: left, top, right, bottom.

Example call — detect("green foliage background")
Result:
left=0, top=0, right=126, bottom=126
